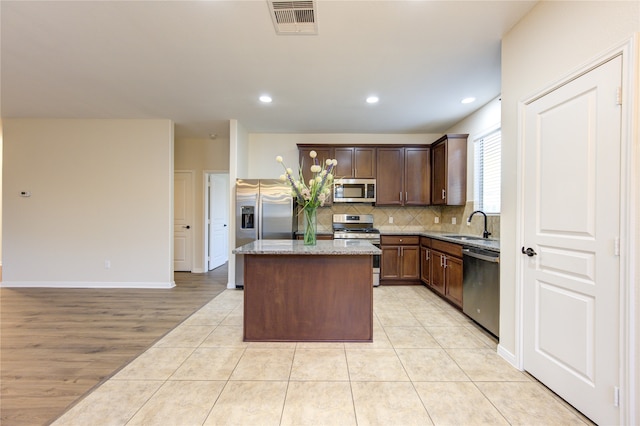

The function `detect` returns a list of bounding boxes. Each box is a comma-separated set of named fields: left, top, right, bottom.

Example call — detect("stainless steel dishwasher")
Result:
left=462, top=247, right=500, bottom=338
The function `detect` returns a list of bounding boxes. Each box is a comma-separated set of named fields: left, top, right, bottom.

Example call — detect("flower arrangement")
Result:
left=276, top=151, right=337, bottom=245
left=276, top=151, right=337, bottom=209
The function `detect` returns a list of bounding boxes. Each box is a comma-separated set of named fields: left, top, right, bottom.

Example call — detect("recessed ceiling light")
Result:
left=461, top=97, right=476, bottom=104
left=259, top=95, right=272, bottom=103
left=366, top=96, right=379, bottom=104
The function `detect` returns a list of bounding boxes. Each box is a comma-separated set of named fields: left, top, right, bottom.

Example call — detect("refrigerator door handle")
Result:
left=258, top=194, right=263, bottom=240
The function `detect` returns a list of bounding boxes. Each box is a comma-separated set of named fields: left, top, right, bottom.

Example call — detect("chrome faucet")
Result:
left=467, top=210, right=491, bottom=238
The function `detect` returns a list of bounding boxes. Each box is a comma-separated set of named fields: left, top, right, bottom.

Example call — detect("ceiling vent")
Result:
left=267, top=1, right=318, bottom=35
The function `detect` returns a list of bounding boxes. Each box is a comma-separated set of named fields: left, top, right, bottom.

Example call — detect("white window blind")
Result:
left=474, top=129, right=501, bottom=214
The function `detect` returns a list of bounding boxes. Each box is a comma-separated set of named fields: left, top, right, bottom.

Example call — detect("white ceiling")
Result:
left=1, top=1, right=537, bottom=140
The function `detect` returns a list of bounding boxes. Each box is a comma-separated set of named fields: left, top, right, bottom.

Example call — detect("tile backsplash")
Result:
left=305, top=201, right=500, bottom=239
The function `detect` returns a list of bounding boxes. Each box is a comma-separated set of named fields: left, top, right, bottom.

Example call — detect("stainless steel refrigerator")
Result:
left=235, top=179, right=296, bottom=287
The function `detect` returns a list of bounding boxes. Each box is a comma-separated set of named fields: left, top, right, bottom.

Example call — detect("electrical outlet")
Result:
left=452, top=217, right=457, bottom=225
left=104, top=260, right=111, bottom=269
left=434, top=217, right=440, bottom=224
left=389, top=216, right=394, bottom=224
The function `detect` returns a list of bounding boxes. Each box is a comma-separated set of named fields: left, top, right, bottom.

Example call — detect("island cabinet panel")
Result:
left=243, top=254, right=373, bottom=342
left=380, top=235, right=420, bottom=284
left=431, top=134, right=468, bottom=206
left=334, top=147, right=376, bottom=178
left=430, top=239, right=464, bottom=308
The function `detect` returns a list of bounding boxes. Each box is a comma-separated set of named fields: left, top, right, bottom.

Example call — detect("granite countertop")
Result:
left=381, top=230, right=500, bottom=253
left=233, top=239, right=381, bottom=255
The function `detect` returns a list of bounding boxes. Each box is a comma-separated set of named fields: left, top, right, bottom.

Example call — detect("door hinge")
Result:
left=616, top=87, right=622, bottom=105
left=614, top=237, right=620, bottom=256
left=614, top=386, right=620, bottom=407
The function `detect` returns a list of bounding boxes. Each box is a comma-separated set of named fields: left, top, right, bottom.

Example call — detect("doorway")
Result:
left=519, top=54, right=624, bottom=425
left=204, top=172, right=229, bottom=271
left=174, top=170, right=194, bottom=272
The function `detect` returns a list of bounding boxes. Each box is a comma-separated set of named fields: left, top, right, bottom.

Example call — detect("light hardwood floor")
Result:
left=0, top=266, right=228, bottom=426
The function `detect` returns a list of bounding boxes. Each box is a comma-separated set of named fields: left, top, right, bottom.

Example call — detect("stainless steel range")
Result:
left=332, top=214, right=381, bottom=286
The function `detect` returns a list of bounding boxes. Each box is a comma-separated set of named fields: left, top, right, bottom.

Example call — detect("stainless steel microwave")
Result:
left=333, top=178, right=376, bottom=203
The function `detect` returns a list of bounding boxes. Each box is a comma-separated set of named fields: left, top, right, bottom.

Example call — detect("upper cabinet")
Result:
left=404, top=147, right=431, bottom=205
left=431, top=134, right=468, bottom=206
left=334, top=147, right=376, bottom=178
left=298, top=146, right=334, bottom=185
left=298, top=146, right=334, bottom=206
left=376, top=146, right=430, bottom=206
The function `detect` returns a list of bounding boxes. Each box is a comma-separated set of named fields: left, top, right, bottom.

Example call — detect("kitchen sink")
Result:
left=444, top=235, right=489, bottom=241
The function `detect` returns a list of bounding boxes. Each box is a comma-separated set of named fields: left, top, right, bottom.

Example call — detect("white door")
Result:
left=522, top=56, right=621, bottom=425
left=208, top=173, right=229, bottom=270
left=174, top=171, right=193, bottom=272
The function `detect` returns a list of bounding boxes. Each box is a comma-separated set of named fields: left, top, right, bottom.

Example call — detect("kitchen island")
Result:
left=233, top=239, right=380, bottom=342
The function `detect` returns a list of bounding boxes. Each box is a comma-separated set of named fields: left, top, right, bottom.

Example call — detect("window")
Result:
left=474, top=128, right=501, bottom=214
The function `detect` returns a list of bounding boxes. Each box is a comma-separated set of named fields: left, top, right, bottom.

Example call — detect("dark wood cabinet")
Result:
left=429, top=239, right=464, bottom=308
left=296, top=234, right=333, bottom=241
left=405, top=147, right=431, bottom=205
left=420, top=237, right=432, bottom=286
left=444, top=255, right=463, bottom=307
left=431, top=134, right=468, bottom=206
left=334, top=147, right=376, bottom=178
left=299, top=147, right=334, bottom=185
left=380, top=235, right=420, bottom=284
left=376, top=148, right=405, bottom=205
left=298, top=146, right=334, bottom=205
left=376, top=147, right=430, bottom=206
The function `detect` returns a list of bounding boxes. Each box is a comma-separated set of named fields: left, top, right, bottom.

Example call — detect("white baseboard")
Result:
left=497, top=344, right=519, bottom=369
left=0, top=281, right=176, bottom=289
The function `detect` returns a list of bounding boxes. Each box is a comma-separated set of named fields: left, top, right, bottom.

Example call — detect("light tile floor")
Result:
left=52, top=285, right=592, bottom=425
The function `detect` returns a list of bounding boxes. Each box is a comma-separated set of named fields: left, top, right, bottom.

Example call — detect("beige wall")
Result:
left=0, top=120, right=3, bottom=268
left=501, top=0, right=639, bottom=407
left=228, top=119, right=250, bottom=288
left=2, top=119, right=174, bottom=287
left=446, top=96, right=501, bottom=202
left=175, top=137, right=230, bottom=272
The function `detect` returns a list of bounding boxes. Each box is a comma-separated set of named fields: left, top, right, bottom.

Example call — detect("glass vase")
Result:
left=303, top=206, right=317, bottom=246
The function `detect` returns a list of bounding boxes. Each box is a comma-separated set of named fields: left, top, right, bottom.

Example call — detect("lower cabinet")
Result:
left=296, top=234, right=333, bottom=240
left=428, top=239, right=463, bottom=308
left=380, top=235, right=420, bottom=284
left=420, top=237, right=432, bottom=286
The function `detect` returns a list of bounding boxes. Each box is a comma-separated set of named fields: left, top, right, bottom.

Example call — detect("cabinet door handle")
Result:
left=443, top=256, right=448, bottom=268
left=399, top=192, right=403, bottom=201
left=398, top=247, right=400, bottom=257
left=425, top=250, right=430, bottom=261
left=441, top=189, right=446, bottom=200
left=440, top=255, right=444, bottom=267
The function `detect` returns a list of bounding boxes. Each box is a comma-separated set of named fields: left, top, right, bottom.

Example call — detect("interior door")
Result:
left=522, top=55, right=622, bottom=425
left=208, top=173, right=229, bottom=270
left=174, top=171, right=193, bottom=272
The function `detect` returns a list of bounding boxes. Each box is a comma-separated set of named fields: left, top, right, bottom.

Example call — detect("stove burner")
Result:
left=332, top=213, right=379, bottom=241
